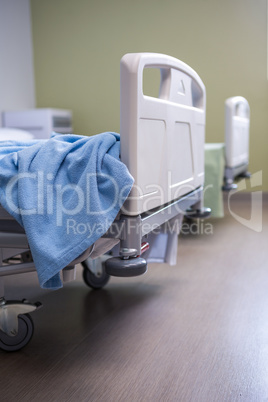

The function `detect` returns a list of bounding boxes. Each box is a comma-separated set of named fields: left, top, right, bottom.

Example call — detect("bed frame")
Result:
left=0, top=52, right=209, bottom=351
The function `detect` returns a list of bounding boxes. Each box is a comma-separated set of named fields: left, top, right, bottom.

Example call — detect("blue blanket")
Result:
left=0, top=133, right=134, bottom=289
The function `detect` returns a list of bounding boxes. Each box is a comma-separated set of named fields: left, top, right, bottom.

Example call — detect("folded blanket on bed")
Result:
left=0, top=133, right=134, bottom=289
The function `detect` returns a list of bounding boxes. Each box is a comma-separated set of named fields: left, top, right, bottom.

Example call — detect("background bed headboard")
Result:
left=225, top=96, right=250, bottom=169
left=120, top=52, right=206, bottom=216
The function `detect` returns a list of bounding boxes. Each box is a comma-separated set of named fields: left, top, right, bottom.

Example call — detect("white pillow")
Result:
left=0, top=128, right=34, bottom=141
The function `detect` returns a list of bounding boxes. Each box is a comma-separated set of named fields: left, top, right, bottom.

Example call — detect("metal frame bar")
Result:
left=0, top=262, right=36, bottom=277
left=0, top=187, right=203, bottom=276
left=0, top=233, right=29, bottom=249
left=104, top=187, right=203, bottom=254
left=224, top=162, right=249, bottom=182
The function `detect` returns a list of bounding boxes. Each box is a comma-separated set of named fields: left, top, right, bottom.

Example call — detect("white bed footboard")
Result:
left=225, top=96, right=250, bottom=169
left=120, top=53, right=206, bottom=216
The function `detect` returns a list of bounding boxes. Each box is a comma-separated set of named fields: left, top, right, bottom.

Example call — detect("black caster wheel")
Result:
left=237, top=171, right=251, bottom=179
left=105, top=256, right=147, bottom=277
left=82, top=258, right=110, bottom=289
left=222, top=180, right=237, bottom=191
left=185, top=207, right=211, bottom=219
left=0, top=314, right=34, bottom=352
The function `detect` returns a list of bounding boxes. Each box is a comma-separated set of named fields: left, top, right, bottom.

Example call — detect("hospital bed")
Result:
left=0, top=52, right=209, bottom=351
left=204, top=96, right=251, bottom=217
left=222, top=96, right=251, bottom=191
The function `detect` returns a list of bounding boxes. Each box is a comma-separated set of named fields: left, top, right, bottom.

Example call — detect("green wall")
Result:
left=31, top=0, right=268, bottom=190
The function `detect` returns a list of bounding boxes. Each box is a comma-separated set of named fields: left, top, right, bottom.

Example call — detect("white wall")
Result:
left=0, top=0, right=35, bottom=126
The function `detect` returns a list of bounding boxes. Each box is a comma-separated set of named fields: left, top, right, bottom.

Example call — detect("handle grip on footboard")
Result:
left=225, top=96, right=250, bottom=119
left=120, top=52, right=205, bottom=109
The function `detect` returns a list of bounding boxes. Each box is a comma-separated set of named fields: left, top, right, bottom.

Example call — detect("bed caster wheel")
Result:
left=82, top=258, right=110, bottom=289
left=238, top=171, right=251, bottom=179
left=0, top=314, right=34, bottom=352
left=105, top=256, right=147, bottom=277
left=222, top=178, right=237, bottom=191
left=222, top=182, right=237, bottom=191
left=185, top=207, right=211, bottom=219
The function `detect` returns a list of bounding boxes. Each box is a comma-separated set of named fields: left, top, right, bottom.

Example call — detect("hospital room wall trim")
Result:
left=30, top=0, right=268, bottom=191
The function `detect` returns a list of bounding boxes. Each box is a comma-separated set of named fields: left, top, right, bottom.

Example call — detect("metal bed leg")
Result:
left=222, top=178, right=237, bottom=192
left=104, top=215, right=147, bottom=277
left=223, top=165, right=251, bottom=192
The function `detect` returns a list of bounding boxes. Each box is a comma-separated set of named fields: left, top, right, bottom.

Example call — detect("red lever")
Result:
left=140, top=242, right=150, bottom=255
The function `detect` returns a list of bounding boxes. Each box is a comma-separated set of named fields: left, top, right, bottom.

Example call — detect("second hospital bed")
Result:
left=204, top=96, right=251, bottom=217
left=223, top=96, right=251, bottom=191
left=0, top=52, right=209, bottom=351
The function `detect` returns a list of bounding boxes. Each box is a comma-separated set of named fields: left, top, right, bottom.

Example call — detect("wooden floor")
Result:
left=1, top=195, right=268, bottom=401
